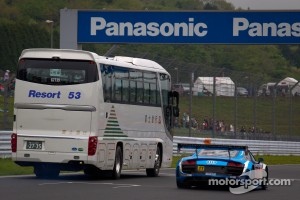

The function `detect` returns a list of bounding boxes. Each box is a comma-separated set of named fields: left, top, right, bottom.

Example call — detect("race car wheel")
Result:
left=262, top=167, right=269, bottom=190
left=176, top=180, right=190, bottom=189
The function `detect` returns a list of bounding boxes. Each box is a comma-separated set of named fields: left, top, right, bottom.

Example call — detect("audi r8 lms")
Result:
left=176, top=143, right=268, bottom=190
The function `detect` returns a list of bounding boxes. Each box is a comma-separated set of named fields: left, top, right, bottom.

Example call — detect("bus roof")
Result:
left=19, top=48, right=169, bottom=74
left=98, top=56, right=169, bottom=74
left=19, top=48, right=102, bottom=61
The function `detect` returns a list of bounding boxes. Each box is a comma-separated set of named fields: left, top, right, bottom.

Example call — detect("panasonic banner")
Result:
left=60, top=9, right=300, bottom=49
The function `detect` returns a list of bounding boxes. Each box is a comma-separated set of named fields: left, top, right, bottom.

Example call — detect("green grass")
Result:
left=0, top=158, right=33, bottom=176
left=179, top=96, right=300, bottom=136
left=257, top=155, right=300, bottom=165
left=1, top=155, right=299, bottom=176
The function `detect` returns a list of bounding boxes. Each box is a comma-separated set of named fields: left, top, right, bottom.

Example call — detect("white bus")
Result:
left=11, top=48, right=179, bottom=179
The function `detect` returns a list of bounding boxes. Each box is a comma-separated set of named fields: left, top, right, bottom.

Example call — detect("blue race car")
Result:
left=176, top=143, right=268, bottom=191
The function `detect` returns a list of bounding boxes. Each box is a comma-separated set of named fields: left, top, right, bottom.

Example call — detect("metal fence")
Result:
left=1, top=131, right=300, bottom=158
left=1, top=46, right=300, bottom=141
left=0, top=79, right=14, bottom=130
left=0, top=131, right=12, bottom=158
left=171, top=81, right=300, bottom=142
left=173, top=136, right=300, bottom=156
left=107, top=45, right=300, bottom=142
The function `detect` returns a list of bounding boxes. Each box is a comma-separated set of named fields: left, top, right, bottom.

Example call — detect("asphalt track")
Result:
left=0, top=165, right=299, bottom=200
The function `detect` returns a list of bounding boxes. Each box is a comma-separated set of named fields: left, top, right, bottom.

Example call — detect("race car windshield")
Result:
left=197, top=149, right=239, bottom=157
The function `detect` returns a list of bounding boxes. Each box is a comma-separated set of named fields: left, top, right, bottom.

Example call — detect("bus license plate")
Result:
left=198, top=166, right=205, bottom=171
left=26, top=141, right=42, bottom=150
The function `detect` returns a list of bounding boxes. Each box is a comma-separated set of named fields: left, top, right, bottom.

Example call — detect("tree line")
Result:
left=0, top=0, right=299, bottom=81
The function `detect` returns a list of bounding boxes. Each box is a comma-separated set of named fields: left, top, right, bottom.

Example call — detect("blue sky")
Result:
left=225, top=0, right=300, bottom=10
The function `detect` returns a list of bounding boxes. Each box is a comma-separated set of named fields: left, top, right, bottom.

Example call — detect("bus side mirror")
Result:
left=173, top=107, right=179, bottom=117
left=172, top=91, right=179, bottom=106
left=165, top=106, right=171, bottom=117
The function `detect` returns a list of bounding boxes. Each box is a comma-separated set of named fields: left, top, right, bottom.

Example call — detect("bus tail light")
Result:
left=11, top=133, right=17, bottom=153
left=88, top=136, right=98, bottom=156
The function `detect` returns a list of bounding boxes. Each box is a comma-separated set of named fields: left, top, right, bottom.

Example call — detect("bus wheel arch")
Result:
left=157, top=143, right=162, bottom=168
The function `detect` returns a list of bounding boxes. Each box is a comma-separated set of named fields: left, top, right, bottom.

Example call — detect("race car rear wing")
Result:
left=177, top=143, right=248, bottom=152
left=177, top=143, right=248, bottom=159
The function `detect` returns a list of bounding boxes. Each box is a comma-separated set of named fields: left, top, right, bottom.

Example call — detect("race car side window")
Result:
left=245, top=150, right=256, bottom=162
left=245, top=151, right=251, bottom=161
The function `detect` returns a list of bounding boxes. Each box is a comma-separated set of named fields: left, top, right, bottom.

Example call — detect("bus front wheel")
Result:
left=146, top=146, right=161, bottom=177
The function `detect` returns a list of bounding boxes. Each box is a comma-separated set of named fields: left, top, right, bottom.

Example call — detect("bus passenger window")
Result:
left=150, top=83, right=157, bottom=105
left=101, top=65, right=112, bottom=102
left=144, top=82, right=150, bottom=104
left=137, top=82, right=143, bottom=103
left=114, top=79, right=122, bottom=101
left=122, top=79, right=129, bottom=102
left=130, top=81, right=137, bottom=103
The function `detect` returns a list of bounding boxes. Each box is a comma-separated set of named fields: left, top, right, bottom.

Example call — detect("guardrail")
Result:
left=0, top=131, right=12, bottom=158
left=1, top=131, right=300, bottom=158
left=173, top=136, right=300, bottom=156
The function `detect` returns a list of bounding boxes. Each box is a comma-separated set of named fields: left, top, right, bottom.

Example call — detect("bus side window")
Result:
left=144, top=72, right=157, bottom=105
left=101, top=65, right=112, bottom=102
left=18, top=69, right=27, bottom=81
left=130, top=80, right=137, bottom=103
left=150, top=83, right=157, bottom=105
left=160, top=73, right=171, bottom=129
left=144, top=82, right=150, bottom=104
left=137, top=81, right=143, bottom=103
left=122, top=79, right=129, bottom=102
left=114, top=79, right=122, bottom=101
left=131, top=70, right=143, bottom=104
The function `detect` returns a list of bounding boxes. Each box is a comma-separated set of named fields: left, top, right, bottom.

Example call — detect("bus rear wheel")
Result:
left=146, top=146, right=161, bottom=177
left=84, top=165, right=104, bottom=178
left=34, top=164, right=60, bottom=178
left=111, top=146, right=122, bottom=179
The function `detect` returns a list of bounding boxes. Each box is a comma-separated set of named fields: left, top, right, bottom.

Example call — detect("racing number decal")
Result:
left=68, top=92, right=81, bottom=99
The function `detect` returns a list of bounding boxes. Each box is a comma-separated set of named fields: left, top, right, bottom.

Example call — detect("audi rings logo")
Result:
left=207, top=160, right=217, bottom=165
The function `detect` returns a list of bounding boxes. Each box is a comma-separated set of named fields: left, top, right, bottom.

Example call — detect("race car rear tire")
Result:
left=262, top=167, right=268, bottom=190
left=176, top=180, right=190, bottom=189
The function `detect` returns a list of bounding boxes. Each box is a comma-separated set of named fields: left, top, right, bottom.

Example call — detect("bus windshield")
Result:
left=17, top=58, right=99, bottom=85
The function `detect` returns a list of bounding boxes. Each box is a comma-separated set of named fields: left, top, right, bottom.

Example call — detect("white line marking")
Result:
left=38, top=181, right=141, bottom=188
